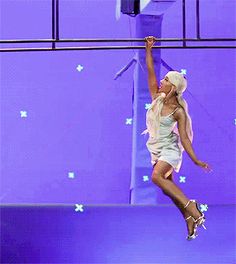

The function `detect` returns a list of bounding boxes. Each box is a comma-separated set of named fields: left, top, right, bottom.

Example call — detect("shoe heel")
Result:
left=195, top=215, right=207, bottom=230
left=199, top=218, right=207, bottom=230
left=195, top=202, right=207, bottom=229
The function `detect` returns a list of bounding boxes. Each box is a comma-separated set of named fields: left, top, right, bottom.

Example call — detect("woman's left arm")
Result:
left=175, top=108, right=212, bottom=172
left=175, top=108, right=199, bottom=164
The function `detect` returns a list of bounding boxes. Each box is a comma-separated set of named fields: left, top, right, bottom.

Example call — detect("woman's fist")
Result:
left=145, top=36, right=157, bottom=49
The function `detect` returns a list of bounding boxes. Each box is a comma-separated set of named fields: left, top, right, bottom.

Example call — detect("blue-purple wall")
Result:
left=0, top=0, right=235, bottom=204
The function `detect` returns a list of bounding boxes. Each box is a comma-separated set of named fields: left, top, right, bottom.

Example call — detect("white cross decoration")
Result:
left=126, top=118, right=132, bottom=125
left=180, top=69, right=187, bottom=75
left=199, top=204, right=208, bottom=212
left=143, top=175, right=149, bottom=182
left=179, top=176, right=186, bottom=183
left=76, top=65, right=84, bottom=72
left=75, top=204, right=84, bottom=212
left=20, top=111, right=27, bottom=118
left=145, top=103, right=151, bottom=110
left=68, top=172, right=75, bottom=179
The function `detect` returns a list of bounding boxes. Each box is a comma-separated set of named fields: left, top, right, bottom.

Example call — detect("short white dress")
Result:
left=142, top=94, right=183, bottom=175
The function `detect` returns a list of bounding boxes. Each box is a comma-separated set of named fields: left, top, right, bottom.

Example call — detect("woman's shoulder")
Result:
left=170, top=103, right=182, bottom=111
left=173, top=106, right=186, bottom=120
left=176, top=104, right=184, bottom=111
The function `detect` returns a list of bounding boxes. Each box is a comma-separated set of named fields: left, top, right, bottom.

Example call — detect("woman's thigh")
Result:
left=152, top=160, right=173, bottom=180
left=166, top=172, right=174, bottom=181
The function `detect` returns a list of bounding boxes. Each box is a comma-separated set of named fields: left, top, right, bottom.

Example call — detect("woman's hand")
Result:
left=145, top=36, right=157, bottom=50
left=195, top=160, right=212, bottom=173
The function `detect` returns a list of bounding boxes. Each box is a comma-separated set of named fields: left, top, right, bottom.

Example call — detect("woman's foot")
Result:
left=186, top=216, right=196, bottom=236
left=184, top=200, right=207, bottom=239
left=185, top=215, right=198, bottom=240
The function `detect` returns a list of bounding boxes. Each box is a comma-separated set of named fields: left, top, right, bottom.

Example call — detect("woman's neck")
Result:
left=164, top=96, right=178, bottom=105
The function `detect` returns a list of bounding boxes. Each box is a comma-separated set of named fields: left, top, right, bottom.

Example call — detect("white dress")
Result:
left=142, top=94, right=183, bottom=174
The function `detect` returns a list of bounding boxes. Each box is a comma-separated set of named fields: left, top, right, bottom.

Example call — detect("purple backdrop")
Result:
left=0, top=0, right=235, bottom=204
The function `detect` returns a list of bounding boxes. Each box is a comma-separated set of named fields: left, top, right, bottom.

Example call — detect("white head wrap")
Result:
left=165, top=71, right=187, bottom=95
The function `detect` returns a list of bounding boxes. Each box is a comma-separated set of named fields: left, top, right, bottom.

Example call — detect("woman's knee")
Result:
left=152, top=161, right=173, bottom=186
left=152, top=170, right=172, bottom=184
left=151, top=171, right=165, bottom=186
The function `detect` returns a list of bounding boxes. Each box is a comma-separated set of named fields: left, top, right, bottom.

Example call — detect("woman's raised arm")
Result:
left=145, top=36, right=159, bottom=101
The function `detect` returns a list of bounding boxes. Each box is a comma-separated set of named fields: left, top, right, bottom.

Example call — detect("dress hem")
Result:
left=152, top=158, right=181, bottom=174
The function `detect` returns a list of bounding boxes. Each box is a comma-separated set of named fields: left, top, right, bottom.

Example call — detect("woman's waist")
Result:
left=158, top=131, right=179, bottom=140
left=146, top=138, right=181, bottom=153
left=147, top=133, right=179, bottom=146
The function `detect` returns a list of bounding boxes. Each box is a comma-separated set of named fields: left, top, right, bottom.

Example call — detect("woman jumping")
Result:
left=142, top=36, right=212, bottom=240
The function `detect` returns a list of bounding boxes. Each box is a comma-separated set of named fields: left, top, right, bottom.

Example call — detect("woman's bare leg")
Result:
left=152, top=161, right=189, bottom=207
left=153, top=162, right=199, bottom=235
left=164, top=173, right=196, bottom=235
left=152, top=161, right=202, bottom=220
left=164, top=173, right=188, bottom=218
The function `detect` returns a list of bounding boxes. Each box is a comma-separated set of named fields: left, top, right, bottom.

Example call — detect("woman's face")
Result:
left=159, top=76, right=173, bottom=94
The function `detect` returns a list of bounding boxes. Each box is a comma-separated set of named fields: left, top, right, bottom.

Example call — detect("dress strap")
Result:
left=168, top=107, right=179, bottom=116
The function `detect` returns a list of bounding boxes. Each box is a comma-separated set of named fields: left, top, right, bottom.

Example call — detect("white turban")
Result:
left=165, top=71, right=187, bottom=94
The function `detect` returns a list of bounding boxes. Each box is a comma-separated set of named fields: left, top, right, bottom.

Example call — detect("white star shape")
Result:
left=179, top=176, right=186, bottom=183
left=126, top=118, right=132, bottom=125
left=20, top=111, right=27, bottom=118
left=68, top=172, right=75, bottom=178
left=143, top=175, right=149, bottom=182
left=145, top=103, right=151, bottom=110
left=181, top=69, right=187, bottom=75
left=199, top=204, right=208, bottom=212
left=76, top=65, right=84, bottom=72
left=75, top=204, right=84, bottom=212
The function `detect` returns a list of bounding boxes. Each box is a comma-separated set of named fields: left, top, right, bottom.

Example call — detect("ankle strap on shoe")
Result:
left=184, top=199, right=196, bottom=209
left=185, top=216, right=192, bottom=221
left=184, top=200, right=191, bottom=209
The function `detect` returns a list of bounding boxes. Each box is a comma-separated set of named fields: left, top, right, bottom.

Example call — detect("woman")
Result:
left=142, top=36, right=212, bottom=240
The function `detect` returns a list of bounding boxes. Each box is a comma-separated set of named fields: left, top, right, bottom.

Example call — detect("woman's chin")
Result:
left=159, top=89, right=166, bottom=94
